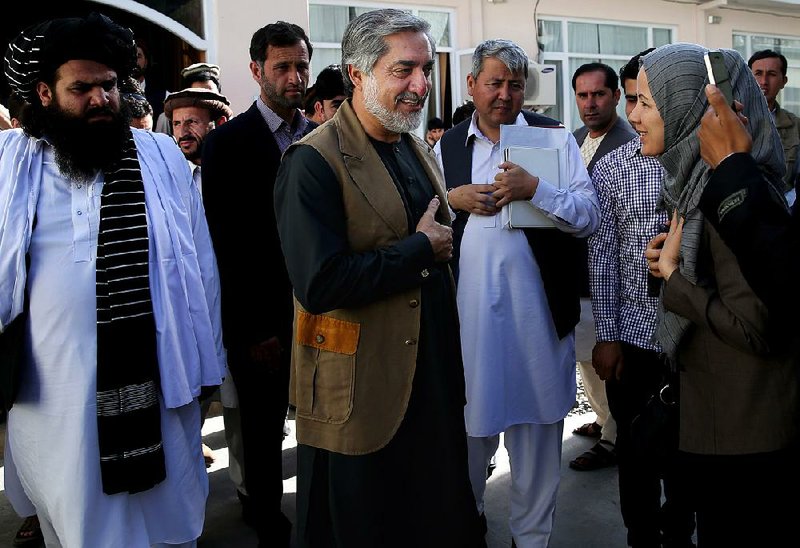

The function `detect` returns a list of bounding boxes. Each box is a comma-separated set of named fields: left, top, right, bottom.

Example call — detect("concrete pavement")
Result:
left=193, top=408, right=625, bottom=548
left=1, top=300, right=630, bottom=546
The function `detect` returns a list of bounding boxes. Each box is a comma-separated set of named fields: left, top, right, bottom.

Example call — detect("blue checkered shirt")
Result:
left=255, top=97, right=309, bottom=153
left=588, top=137, right=668, bottom=351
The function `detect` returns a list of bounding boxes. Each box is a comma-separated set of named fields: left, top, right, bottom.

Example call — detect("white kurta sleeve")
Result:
left=529, top=132, right=600, bottom=238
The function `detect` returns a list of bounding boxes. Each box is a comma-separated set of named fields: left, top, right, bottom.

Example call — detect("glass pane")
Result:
left=309, top=5, right=350, bottom=43
left=732, top=34, right=747, bottom=57
left=751, top=35, right=779, bottom=52
left=653, top=28, right=672, bottom=48
left=539, top=20, right=563, bottom=52
left=598, top=25, right=646, bottom=55
left=782, top=68, right=800, bottom=113
left=139, top=0, right=204, bottom=38
left=777, top=37, right=800, bottom=65
left=419, top=10, right=450, bottom=48
left=568, top=22, right=599, bottom=54
left=351, top=7, right=375, bottom=18
left=311, top=48, right=343, bottom=85
left=747, top=35, right=800, bottom=65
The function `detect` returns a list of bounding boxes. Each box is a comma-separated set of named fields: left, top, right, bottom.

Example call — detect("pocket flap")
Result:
left=296, top=310, right=360, bottom=355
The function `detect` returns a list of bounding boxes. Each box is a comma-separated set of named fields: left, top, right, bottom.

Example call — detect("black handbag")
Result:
left=630, top=374, right=679, bottom=460
left=0, top=310, right=26, bottom=412
left=0, top=251, right=30, bottom=412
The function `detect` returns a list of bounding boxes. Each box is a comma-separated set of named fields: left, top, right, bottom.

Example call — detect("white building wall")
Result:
left=210, top=0, right=800, bottom=116
left=213, top=1, right=311, bottom=114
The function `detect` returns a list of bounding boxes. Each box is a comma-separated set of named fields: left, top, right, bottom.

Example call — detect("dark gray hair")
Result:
left=472, top=39, right=529, bottom=80
left=341, top=9, right=435, bottom=94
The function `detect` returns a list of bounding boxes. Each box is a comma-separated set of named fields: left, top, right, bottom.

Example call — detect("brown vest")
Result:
left=287, top=100, right=451, bottom=455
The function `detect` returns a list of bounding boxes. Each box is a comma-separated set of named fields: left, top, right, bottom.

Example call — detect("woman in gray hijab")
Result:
left=633, top=43, right=799, bottom=548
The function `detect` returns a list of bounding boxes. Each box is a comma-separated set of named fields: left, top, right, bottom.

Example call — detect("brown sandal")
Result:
left=569, top=441, right=617, bottom=471
left=572, top=421, right=602, bottom=438
left=13, top=514, right=43, bottom=547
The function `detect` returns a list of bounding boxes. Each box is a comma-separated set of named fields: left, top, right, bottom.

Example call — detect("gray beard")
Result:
left=362, top=75, right=425, bottom=134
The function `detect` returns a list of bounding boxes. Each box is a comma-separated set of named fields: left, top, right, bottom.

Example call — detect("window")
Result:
left=308, top=2, right=455, bottom=135
left=538, top=18, right=673, bottom=130
left=137, top=0, right=205, bottom=38
left=734, top=32, right=800, bottom=114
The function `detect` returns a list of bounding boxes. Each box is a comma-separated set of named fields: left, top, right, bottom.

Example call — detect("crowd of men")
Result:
left=0, top=7, right=798, bottom=548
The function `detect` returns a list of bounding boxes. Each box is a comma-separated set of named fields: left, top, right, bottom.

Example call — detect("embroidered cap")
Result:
left=163, top=88, right=233, bottom=120
left=180, top=62, right=220, bottom=81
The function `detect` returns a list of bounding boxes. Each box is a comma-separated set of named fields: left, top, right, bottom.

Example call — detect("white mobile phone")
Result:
left=704, top=51, right=734, bottom=108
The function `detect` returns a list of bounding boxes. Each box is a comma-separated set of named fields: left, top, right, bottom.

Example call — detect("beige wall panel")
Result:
left=214, top=1, right=310, bottom=115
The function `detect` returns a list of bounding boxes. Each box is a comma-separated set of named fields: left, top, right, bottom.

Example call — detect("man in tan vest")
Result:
left=748, top=49, right=800, bottom=195
left=274, top=8, right=484, bottom=548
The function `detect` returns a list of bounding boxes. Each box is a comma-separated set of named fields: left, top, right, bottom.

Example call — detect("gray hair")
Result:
left=341, top=9, right=435, bottom=94
left=472, top=39, right=529, bottom=80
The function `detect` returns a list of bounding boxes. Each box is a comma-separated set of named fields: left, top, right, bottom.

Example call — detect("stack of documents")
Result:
left=499, top=124, right=571, bottom=228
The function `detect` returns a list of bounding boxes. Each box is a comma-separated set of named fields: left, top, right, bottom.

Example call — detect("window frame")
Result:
left=537, top=16, right=676, bottom=130
left=308, top=1, right=456, bottom=138
left=733, top=30, right=800, bottom=113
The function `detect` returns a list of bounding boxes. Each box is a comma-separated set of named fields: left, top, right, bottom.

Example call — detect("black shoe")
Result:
left=486, top=455, right=497, bottom=479
left=478, top=512, right=488, bottom=537
left=237, top=491, right=257, bottom=528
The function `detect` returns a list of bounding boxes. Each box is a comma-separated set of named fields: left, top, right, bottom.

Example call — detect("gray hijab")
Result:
left=641, top=43, right=786, bottom=363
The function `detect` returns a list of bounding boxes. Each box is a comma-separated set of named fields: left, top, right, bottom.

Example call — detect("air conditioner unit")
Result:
left=524, top=62, right=557, bottom=107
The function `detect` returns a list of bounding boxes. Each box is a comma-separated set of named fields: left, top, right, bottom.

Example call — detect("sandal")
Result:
left=569, top=441, right=617, bottom=471
left=572, top=421, right=602, bottom=438
left=13, top=514, right=43, bottom=547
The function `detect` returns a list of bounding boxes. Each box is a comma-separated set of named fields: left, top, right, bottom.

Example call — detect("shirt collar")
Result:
left=623, top=136, right=643, bottom=161
left=256, top=96, right=307, bottom=135
left=465, top=110, right=527, bottom=146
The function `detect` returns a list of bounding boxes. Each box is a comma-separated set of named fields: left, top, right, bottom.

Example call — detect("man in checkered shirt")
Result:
left=587, top=50, right=695, bottom=548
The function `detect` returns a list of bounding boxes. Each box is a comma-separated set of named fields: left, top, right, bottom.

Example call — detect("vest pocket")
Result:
left=294, top=311, right=359, bottom=423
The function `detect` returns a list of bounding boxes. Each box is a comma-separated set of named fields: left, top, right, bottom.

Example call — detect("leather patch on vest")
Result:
left=297, top=310, right=361, bottom=355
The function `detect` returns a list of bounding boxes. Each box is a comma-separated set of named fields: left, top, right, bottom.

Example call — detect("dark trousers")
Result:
left=678, top=447, right=799, bottom=548
left=228, top=349, right=291, bottom=547
left=295, top=341, right=484, bottom=548
left=606, top=343, right=694, bottom=548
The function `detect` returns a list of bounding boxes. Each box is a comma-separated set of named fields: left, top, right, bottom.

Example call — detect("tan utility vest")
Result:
left=286, top=100, right=451, bottom=455
left=774, top=102, right=800, bottom=192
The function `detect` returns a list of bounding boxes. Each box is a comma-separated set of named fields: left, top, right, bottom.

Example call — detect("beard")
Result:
left=32, top=100, right=130, bottom=182
left=260, top=74, right=305, bottom=110
left=362, top=75, right=427, bottom=134
left=178, top=136, right=204, bottom=163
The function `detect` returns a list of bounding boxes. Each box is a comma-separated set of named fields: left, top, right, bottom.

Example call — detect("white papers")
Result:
left=499, top=124, right=571, bottom=228
left=503, top=147, right=559, bottom=227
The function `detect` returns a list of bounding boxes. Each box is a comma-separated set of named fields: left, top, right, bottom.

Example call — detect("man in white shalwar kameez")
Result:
left=0, top=14, right=225, bottom=548
left=435, top=40, right=599, bottom=547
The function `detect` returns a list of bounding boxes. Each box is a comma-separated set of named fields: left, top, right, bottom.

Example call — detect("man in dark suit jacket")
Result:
left=569, top=62, right=637, bottom=472
left=201, top=21, right=316, bottom=548
left=572, top=62, right=637, bottom=175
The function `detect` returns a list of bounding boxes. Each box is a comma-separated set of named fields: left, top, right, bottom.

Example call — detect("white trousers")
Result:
left=468, top=421, right=564, bottom=548
left=577, top=360, right=617, bottom=444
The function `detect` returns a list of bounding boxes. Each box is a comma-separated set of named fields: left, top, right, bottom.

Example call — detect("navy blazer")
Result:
left=201, top=102, right=316, bottom=355
left=573, top=116, right=636, bottom=175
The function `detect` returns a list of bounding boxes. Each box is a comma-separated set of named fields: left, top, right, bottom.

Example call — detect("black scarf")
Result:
left=95, top=130, right=165, bottom=494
